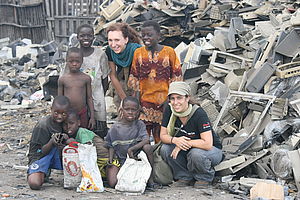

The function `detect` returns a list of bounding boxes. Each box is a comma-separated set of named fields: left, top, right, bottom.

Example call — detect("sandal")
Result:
left=193, top=180, right=210, bottom=189
left=172, top=179, right=193, bottom=187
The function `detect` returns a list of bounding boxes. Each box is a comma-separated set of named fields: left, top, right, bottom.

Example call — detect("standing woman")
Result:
left=128, top=20, right=182, bottom=143
left=160, top=81, right=223, bottom=188
left=105, top=23, right=141, bottom=106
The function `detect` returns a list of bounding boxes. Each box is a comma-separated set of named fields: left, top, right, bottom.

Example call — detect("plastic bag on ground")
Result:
left=62, top=142, right=81, bottom=189
left=76, top=143, right=104, bottom=192
left=115, top=151, right=152, bottom=194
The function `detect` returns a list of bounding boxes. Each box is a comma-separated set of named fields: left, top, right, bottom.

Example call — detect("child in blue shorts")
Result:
left=27, top=95, right=71, bottom=190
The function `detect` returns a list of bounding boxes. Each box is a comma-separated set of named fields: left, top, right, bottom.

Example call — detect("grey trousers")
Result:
left=160, top=144, right=223, bottom=182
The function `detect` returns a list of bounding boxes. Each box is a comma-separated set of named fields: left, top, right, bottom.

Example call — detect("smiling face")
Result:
left=66, top=52, right=82, bottom=73
left=77, top=26, right=94, bottom=48
left=169, top=94, right=190, bottom=113
left=107, top=30, right=128, bottom=54
left=141, top=26, right=160, bottom=50
left=121, top=100, right=140, bottom=123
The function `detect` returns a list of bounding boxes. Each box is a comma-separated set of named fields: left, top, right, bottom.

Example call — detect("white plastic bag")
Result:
left=76, top=143, right=104, bottom=192
left=115, top=151, right=152, bottom=194
left=62, top=143, right=81, bottom=189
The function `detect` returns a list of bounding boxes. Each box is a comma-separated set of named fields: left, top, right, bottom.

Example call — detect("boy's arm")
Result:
left=99, top=49, right=110, bottom=95
left=57, top=77, right=64, bottom=95
left=102, top=77, right=109, bottom=95
left=128, top=121, right=150, bottom=159
left=108, top=147, right=115, bottom=163
left=128, top=138, right=150, bottom=159
left=41, top=137, right=55, bottom=155
left=86, top=76, right=95, bottom=129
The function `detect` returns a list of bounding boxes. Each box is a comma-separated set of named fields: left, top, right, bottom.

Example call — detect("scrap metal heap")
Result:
left=96, top=0, right=300, bottom=198
left=1, top=0, right=300, bottom=198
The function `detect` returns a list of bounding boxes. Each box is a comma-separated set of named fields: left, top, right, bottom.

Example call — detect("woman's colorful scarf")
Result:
left=110, top=43, right=141, bottom=68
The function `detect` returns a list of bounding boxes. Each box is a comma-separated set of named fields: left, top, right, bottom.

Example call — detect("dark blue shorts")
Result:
left=28, top=147, right=63, bottom=175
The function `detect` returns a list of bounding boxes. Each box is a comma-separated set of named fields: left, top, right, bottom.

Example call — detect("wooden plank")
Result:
left=91, top=0, right=94, bottom=14
left=73, top=20, right=77, bottom=34
left=45, top=0, right=53, bottom=40
left=70, top=0, right=74, bottom=15
left=65, top=0, right=68, bottom=15
left=61, top=19, right=67, bottom=38
left=55, top=0, right=59, bottom=16
left=54, top=19, right=60, bottom=40
left=80, top=0, right=83, bottom=16
left=74, top=0, right=78, bottom=16
left=60, top=0, right=64, bottom=15
left=67, top=19, right=71, bottom=36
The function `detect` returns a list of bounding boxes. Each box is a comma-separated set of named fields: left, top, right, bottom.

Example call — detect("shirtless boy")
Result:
left=58, top=47, right=95, bottom=129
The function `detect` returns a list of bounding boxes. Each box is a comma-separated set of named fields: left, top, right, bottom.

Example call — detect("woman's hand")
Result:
left=170, top=146, right=181, bottom=159
left=173, top=136, right=192, bottom=151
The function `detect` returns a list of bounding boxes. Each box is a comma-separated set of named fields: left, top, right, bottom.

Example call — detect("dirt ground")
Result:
left=0, top=102, right=242, bottom=200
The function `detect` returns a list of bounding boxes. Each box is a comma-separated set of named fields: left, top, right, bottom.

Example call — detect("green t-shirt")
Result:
left=75, top=128, right=95, bottom=144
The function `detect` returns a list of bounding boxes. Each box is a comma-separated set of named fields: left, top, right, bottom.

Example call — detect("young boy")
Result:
left=128, top=20, right=182, bottom=144
left=76, top=24, right=110, bottom=138
left=58, top=47, right=95, bottom=130
left=65, top=110, right=109, bottom=177
left=27, top=95, right=70, bottom=190
left=105, top=96, right=158, bottom=190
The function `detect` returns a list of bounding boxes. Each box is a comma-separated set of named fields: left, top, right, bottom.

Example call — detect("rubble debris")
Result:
left=1, top=0, right=300, bottom=198
left=245, top=62, right=276, bottom=93
left=0, top=38, right=64, bottom=107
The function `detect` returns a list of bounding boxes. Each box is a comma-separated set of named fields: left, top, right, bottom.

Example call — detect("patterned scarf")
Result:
left=110, top=43, right=141, bottom=68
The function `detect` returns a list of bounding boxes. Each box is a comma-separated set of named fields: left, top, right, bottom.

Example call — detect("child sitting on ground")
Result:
left=65, top=110, right=109, bottom=177
left=58, top=47, right=95, bottom=130
left=105, top=96, right=158, bottom=190
left=27, top=95, right=71, bottom=190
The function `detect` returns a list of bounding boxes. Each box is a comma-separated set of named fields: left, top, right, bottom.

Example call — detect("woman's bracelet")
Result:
left=170, top=137, right=174, bottom=144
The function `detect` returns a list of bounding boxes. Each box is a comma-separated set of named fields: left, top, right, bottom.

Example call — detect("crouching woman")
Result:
left=160, top=81, right=223, bottom=188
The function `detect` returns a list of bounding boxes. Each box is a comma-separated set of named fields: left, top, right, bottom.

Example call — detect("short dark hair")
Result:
left=142, top=20, right=160, bottom=33
left=66, top=47, right=83, bottom=59
left=122, top=96, right=140, bottom=109
left=52, top=95, right=70, bottom=108
left=67, top=109, right=80, bottom=120
left=77, top=24, right=94, bottom=34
